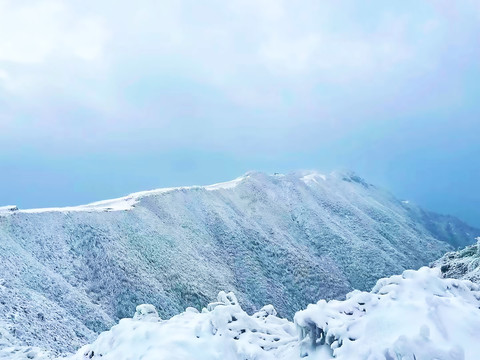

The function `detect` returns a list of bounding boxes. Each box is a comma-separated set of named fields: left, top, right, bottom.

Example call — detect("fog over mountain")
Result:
left=0, top=170, right=478, bottom=354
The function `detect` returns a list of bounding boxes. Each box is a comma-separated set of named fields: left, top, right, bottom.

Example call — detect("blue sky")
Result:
left=0, top=0, right=479, bottom=226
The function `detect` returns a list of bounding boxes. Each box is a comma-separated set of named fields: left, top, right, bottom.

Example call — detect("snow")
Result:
left=433, top=242, right=480, bottom=283
left=0, top=170, right=478, bottom=354
left=19, top=197, right=138, bottom=213
left=0, top=205, right=18, bottom=214
left=133, top=304, right=160, bottom=321
left=0, top=171, right=378, bottom=214
left=0, top=346, right=52, bottom=360
left=300, top=172, right=327, bottom=184
left=204, top=176, right=247, bottom=191
left=63, top=268, right=480, bottom=360
left=295, top=267, right=480, bottom=359
left=69, top=291, right=297, bottom=360
left=3, top=176, right=248, bottom=214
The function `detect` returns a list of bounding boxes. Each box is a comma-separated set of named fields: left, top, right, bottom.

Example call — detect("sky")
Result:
left=0, top=0, right=479, bottom=227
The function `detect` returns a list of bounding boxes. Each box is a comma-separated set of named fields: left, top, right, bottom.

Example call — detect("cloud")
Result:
left=0, top=0, right=109, bottom=64
left=0, top=0, right=479, bottom=149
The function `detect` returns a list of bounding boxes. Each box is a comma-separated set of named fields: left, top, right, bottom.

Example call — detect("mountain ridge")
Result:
left=0, top=170, right=475, bottom=231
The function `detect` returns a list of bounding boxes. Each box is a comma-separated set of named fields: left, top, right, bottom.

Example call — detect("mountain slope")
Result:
left=0, top=170, right=478, bottom=354
left=432, top=240, right=480, bottom=283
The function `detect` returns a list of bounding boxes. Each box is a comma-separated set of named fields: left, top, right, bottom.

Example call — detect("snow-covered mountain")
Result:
left=0, top=170, right=478, bottom=354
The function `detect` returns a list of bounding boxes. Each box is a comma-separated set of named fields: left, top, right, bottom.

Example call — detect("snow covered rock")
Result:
left=205, top=291, right=238, bottom=311
left=133, top=304, right=160, bottom=322
left=253, top=305, right=277, bottom=319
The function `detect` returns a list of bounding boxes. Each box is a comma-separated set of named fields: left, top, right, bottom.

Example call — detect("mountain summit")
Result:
left=0, top=170, right=478, bottom=353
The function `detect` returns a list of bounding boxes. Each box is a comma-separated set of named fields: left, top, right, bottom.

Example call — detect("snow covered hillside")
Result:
left=0, top=171, right=478, bottom=354
left=4, top=267, right=476, bottom=360
left=433, top=239, right=480, bottom=284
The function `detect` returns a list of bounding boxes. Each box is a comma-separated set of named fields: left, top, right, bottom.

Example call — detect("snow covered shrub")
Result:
left=70, top=291, right=297, bottom=360
left=434, top=242, right=480, bottom=284
left=295, top=267, right=480, bottom=360
left=133, top=304, right=160, bottom=322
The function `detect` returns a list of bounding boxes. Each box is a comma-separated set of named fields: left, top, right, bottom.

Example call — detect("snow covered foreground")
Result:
left=12, top=267, right=472, bottom=360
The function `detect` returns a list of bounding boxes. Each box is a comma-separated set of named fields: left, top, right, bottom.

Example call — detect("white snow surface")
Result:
left=2, top=176, right=249, bottom=214
left=11, top=267, right=474, bottom=360
left=0, top=205, right=18, bottom=214
left=301, top=172, right=327, bottom=184
left=295, top=267, right=480, bottom=360
left=69, top=291, right=298, bottom=360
